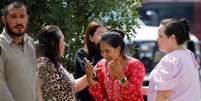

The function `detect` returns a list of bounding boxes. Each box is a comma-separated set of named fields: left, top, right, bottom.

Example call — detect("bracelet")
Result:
left=118, top=77, right=127, bottom=85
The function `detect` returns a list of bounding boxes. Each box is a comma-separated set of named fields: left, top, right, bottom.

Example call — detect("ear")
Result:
left=89, top=34, right=94, bottom=42
left=170, top=34, right=176, bottom=40
left=115, top=46, right=122, bottom=56
left=116, top=46, right=121, bottom=53
left=2, top=16, right=6, bottom=25
left=27, top=15, right=29, bottom=21
left=26, top=15, right=29, bottom=24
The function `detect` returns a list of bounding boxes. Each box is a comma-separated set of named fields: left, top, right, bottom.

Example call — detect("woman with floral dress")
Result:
left=86, top=32, right=145, bottom=101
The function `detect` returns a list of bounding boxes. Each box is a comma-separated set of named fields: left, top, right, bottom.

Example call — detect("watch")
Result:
left=118, top=77, right=127, bottom=85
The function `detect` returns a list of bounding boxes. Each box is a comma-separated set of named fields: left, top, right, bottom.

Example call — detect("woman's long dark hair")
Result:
left=36, top=25, right=63, bottom=62
left=83, top=20, right=104, bottom=60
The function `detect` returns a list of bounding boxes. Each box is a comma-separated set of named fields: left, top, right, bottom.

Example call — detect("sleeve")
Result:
left=36, top=59, right=47, bottom=80
left=88, top=61, right=107, bottom=101
left=36, top=59, right=75, bottom=99
left=36, top=59, right=60, bottom=82
left=0, top=45, right=16, bottom=101
left=75, top=48, right=88, bottom=78
left=153, top=55, right=182, bottom=91
left=119, top=60, right=145, bottom=99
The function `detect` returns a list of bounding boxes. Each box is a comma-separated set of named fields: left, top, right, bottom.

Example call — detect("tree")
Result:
left=0, top=0, right=142, bottom=72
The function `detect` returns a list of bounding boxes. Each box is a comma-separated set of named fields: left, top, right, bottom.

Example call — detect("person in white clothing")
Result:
left=144, top=18, right=201, bottom=101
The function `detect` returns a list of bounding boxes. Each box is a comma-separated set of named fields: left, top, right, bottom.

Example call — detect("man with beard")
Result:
left=0, top=1, right=37, bottom=101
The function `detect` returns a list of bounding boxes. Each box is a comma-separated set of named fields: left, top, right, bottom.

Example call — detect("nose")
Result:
left=157, top=37, right=159, bottom=42
left=15, top=17, right=22, bottom=24
left=101, top=51, right=106, bottom=58
left=64, top=42, right=68, bottom=47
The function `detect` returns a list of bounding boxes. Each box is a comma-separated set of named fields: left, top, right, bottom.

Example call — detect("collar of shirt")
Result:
left=0, top=28, right=29, bottom=45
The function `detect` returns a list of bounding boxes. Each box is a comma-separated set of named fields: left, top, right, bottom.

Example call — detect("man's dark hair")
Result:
left=2, top=1, right=27, bottom=16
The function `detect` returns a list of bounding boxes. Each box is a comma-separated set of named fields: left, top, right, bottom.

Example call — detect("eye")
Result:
left=105, top=50, right=110, bottom=54
left=158, top=34, right=163, bottom=38
left=20, top=14, right=26, bottom=18
left=9, top=14, right=17, bottom=19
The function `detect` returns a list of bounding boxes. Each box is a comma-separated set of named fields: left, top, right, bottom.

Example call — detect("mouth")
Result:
left=15, top=25, right=24, bottom=30
left=105, top=57, right=112, bottom=61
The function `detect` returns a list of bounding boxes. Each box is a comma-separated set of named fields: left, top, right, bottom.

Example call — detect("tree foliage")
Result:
left=0, top=0, right=142, bottom=71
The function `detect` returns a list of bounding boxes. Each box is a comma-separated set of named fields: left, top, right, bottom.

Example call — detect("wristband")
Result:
left=119, top=77, right=127, bottom=85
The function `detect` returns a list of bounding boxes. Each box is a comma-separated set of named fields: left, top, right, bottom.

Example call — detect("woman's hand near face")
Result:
left=108, top=60, right=125, bottom=80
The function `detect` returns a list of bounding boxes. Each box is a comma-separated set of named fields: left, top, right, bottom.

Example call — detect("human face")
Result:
left=90, top=26, right=107, bottom=44
left=157, top=25, right=173, bottom=52
left=100, top=42, right=121, bottom=61
left=3, top=6, right=28, bottom=37
left=59, top=33, right=65, bottom=56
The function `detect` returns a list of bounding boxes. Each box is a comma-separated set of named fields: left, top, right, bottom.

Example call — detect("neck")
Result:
left=5, top=27, right=24, bottom=44
left=5, top=29, right=24, bottom=44
left=13, top=36, right=23, bottom=44
left=169, top=44, right=184, bottom=52
left=117, top=55, right=129, bottom=66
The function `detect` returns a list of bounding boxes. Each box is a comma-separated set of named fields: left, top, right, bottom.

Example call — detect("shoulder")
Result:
left=97, top=59, right=107, bottom=64
left=36, top=57, right=58, bottom=72
left=0, top=39, right=6, bottom=57
left=0, top=45, right=2, bottom=56
left=160, top=51, right=181, bottom=66
left=126, top=58, right=145, bottom=72
left=128, top=58, right=144, bottom=67
left=124, top=58, right=145, bottom=77
left=26, top=35, right=35, bottom=44
left=156, top=52, right=183, bottom=74
left=37, top=57, right=53, bottom=68
left=76, top=48, right=88, bottom=55
left=37, top=57, right=50, bottom=62
left=0, top=35, right=7, bottom=47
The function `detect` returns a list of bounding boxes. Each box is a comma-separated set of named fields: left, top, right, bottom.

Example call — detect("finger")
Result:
left=94, top=67, right=101, bottom=72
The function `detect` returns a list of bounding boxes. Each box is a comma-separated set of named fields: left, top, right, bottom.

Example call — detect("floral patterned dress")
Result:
left=36, top=57, right=76, bottom=101
left=88, top=58, right=145, bottom=101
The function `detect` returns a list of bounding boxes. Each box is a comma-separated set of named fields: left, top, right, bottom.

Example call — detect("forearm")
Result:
left=74, top=75, right=89, bottom=92
left=155, top=90, right=171, bottom=101
left=36, top=78, right=44, bottom=101
left=0, top=79, right=16, bottom=101
left=155, top=95, right=168, bottom=101
left=0, top=64, right=16, bottom=100
left=142, top=86, right=149, bottom=95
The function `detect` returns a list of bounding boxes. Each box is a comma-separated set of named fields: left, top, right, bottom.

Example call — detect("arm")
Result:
left=37, top=58, right=76, bottom=99
left=153, top=55, right=181, bottom=100
left=88, top=74, right=106, bottom=101
left=87, top=61, right=107, bottom=101
left=73, top=75, right=89, bottom=92
left=36, top=77, right=44, bottom=101
left=142, top=86, right=149, bottom=95
left=75, top=48, right=88, bottom=78
left=118, top=60, right=145, bottom=99
left=0, top=46, right=15, bottom=101
left=155, top=90, right=171, bottom=101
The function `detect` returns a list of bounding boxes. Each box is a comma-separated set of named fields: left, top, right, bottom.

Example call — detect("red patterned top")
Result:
left=88, top=58, right=145, bottom=101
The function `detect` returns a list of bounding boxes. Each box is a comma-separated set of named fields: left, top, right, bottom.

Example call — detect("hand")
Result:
left=85, top=62, right=96, bottom=85
left=108, top=60, right=125, bottom=80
